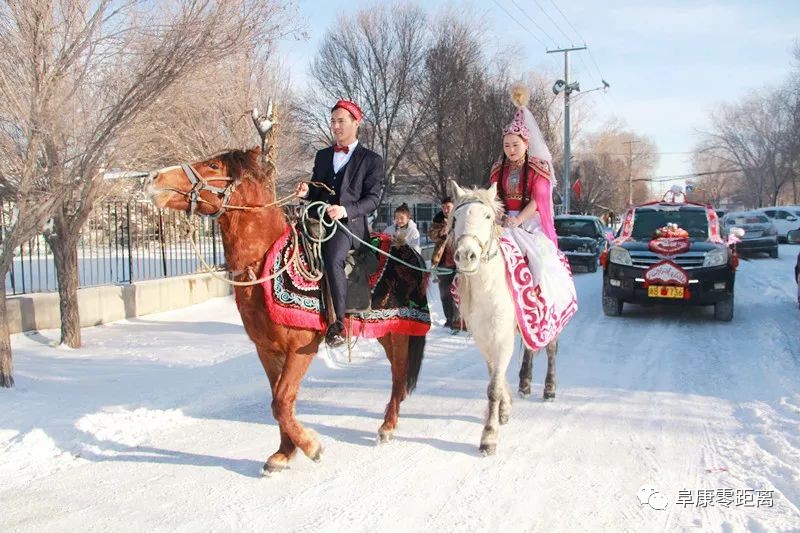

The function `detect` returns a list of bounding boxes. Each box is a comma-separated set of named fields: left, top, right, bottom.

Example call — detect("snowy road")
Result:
left=2, top=246, right=799, bottom=532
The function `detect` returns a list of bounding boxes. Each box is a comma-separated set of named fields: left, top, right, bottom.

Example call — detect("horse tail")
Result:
left=406, top=335, right=426, bottom=394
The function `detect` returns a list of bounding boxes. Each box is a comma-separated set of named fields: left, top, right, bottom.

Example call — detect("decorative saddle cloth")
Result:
left=452, top=236, right=577, bottom=351
left=258, top=225, right=431, bottom=338
left=498, top=236, right=577, bottom=350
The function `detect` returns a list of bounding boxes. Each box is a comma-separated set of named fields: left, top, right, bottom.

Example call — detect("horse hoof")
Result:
left=378, top=432, right=394, bottom=444
left=518, top=390, right=531, bottom=399
left=262, top=461, right=287, bottom=476
left=479, top=443, right=496, bottom=456
left=499, top=413, right=510, bottom=425
left=309, top=443, right=324, bottom=463
left=543, top=391, right=556, bottom=401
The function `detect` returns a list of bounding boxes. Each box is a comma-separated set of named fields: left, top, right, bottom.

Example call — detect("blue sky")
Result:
left=279, top=0, right=799, bottom=178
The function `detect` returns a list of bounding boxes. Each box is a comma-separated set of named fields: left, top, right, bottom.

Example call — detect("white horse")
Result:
left=448, top=180, right=559, bottom=456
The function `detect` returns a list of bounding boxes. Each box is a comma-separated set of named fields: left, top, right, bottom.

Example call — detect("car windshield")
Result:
left=631, top=209, right=709, bottom=241
left=555, top=219, right=598, bottom=237
left=724, top=214, right=768, bottom=225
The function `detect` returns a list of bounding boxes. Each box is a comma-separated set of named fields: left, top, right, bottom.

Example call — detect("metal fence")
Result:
left=3, top=201, right=224, bottom=296
left=2, top=199, right=446, bottom=296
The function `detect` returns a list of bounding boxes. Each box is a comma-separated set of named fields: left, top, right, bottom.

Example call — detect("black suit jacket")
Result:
left=307, top=143, right=384, bottom=239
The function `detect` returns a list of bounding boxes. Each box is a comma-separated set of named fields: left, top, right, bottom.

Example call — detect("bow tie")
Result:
left=333, top=144, right=350, bottom=154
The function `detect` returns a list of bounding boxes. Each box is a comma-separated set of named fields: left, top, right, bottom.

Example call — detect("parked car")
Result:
left=554, top=215, right=608, bottom=273
left=756, top=206, right=800, bottom=242
left=721, top=211, right=779, bottom=258
left=602, top=202, right=736, bottom=321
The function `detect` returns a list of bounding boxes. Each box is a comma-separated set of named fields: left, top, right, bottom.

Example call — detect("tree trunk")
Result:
left=48, top=229, right=82, bottom=349
left=0, top=281, right=14, bottom=388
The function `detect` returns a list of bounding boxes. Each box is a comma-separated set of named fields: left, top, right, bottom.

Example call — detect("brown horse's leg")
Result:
left=259, top=354, right=297, bottom=475
left=377, top=333, right=408, bottom=443
left=272, top=350, right=321, bottom=462
left=543, top=338, right=558, bottom=400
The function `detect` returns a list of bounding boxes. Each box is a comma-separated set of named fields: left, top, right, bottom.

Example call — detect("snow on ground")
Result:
left=2, top=246, right=799, bottom=532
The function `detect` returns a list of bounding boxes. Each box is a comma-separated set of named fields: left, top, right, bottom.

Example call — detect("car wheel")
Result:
left=588, top=257, right=598, bottom=273
left=602, top=290, right=623, bottom=316
left=714, top=294, right=734, bottom=322
left=769, top=247, right=778, bottom=258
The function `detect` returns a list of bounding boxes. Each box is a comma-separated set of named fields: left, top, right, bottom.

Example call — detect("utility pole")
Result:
left=623, top=139, right=640, bottom=205
left=547, top=46, right=586, bottom=215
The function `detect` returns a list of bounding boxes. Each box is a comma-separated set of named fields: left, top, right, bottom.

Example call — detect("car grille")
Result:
left=629, top=251, right=706, bottom=269
left=744, top=230, right=763, bottom=238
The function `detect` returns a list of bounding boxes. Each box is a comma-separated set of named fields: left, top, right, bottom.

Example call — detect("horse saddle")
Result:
left=291, top=212, right=375, bottom=315
left=344, top=248, right=377, bottom=312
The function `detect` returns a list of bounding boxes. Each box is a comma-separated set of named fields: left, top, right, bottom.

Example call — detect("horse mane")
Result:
left=447, top=186, right=505, bottom=234
left=218, top=148, right=272, bottom=184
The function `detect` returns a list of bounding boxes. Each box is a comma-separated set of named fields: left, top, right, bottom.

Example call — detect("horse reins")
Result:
left=162, top=164, right=334, bottom=220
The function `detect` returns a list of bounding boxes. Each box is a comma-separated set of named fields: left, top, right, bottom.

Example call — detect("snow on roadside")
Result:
left=0, top=246, right=798, bottom=531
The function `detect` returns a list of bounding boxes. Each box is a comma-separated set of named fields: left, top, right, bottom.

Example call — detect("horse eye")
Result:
left=209, top=162, right=220, bottom=170
left=485, top=214, right=491, bottom=219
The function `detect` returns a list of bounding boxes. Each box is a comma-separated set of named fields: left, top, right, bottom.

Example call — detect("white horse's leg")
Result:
left=477, top=331, right=514, bottom=456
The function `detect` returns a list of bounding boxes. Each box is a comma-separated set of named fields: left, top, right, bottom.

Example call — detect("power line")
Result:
left=509, top=0, right=559, bottom=48
left=532, top=0, right=574, bottom=45
left=490, top=0, right=552, bottom=53
left=549, top=0, right=585, bottom=43
left=548, top=0, right=608, bottom=83
left=586, top=47, right=607, bottom=83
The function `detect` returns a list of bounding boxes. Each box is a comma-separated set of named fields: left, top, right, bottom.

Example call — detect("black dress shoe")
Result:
left=325, top=321, right=346, bottom=347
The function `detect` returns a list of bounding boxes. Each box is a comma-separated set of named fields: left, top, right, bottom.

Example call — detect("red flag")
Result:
left=572, top=178, right=582, bottom=199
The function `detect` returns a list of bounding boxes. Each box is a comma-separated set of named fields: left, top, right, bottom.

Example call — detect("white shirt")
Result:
left=333, top=139, right=359, bottom=174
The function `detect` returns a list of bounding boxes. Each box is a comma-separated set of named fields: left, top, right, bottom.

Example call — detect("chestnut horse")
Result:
left=145, top=147, right=426, bottom=474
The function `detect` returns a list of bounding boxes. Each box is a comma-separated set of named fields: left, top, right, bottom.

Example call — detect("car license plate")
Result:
left=647, top=285, right=684, bottom=299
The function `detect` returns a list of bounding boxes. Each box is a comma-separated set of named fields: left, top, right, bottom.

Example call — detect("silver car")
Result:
left=722, top=211, right=779, bottom=258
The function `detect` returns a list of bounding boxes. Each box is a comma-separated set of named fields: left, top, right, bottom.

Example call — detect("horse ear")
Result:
left=488, top=181, right=498, bottom=199
left=448, top=179, right=465, bottom=200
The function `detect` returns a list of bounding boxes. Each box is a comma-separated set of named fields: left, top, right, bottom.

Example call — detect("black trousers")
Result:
left=322, top=226, right=354, bottom=323
left=438, top=271, right=456, bottom=327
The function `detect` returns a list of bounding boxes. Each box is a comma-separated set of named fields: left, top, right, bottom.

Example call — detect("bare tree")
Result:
left=403, top=11, right=488, bottom=199
left=0, top=0, right=297, bottom=387
left=306, top=4, right=430, bottom=188
left=572, top=122, right=658, bottom=213
left=690, top=147, right=742, bottom=206
left=701, top=89, right=796, bottom=208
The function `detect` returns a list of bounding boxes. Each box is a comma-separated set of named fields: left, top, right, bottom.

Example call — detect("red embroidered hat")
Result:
left=331, top=99, right=363, bottom=122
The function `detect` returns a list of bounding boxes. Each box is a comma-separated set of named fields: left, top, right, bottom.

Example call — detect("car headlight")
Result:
left=703, top=248, right=728, bottom=267
left=608, top=247, right=632, bottom=266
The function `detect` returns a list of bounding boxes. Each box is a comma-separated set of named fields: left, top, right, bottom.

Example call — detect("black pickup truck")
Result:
left=601, top=202, right=736, bottom=321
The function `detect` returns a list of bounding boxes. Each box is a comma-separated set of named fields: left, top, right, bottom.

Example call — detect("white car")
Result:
left=756, top=206, right=800, bottom=242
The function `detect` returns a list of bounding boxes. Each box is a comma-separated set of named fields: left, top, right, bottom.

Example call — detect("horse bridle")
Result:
left=178, top=163, right=236, bottom=219
left=449, top=199, right=500, bottom=272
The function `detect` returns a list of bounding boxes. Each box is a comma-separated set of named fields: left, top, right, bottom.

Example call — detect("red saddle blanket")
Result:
left=256, top=225, right=431, bottom=338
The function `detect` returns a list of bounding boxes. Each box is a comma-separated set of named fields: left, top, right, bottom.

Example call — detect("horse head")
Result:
left=145, top=147, right=272, bottom=218
left=447, top=180, right=503, bottom=276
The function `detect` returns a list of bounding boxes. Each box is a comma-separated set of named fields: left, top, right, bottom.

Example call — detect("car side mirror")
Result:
left=788, top=229, right=800, bottom=244
left=787, top=215, right=797, bottom=222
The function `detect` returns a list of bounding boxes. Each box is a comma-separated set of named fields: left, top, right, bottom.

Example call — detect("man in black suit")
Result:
left=295, top=99, right=384, bottom=346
